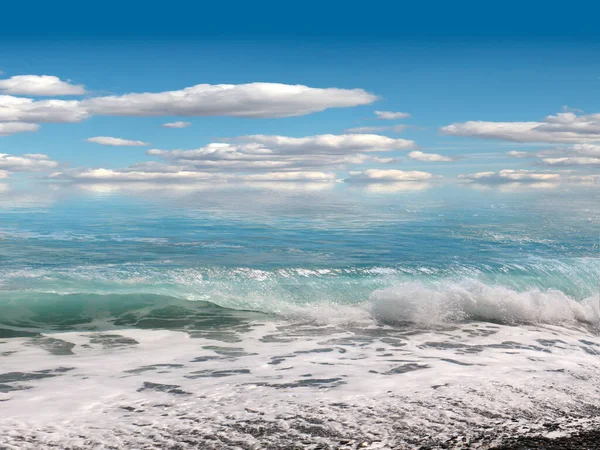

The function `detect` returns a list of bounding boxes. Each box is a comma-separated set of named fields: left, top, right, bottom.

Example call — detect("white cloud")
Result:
left=529, top=143, right=600, bottom=167
left=458, top=169, right=560, bottom=183
left=0, top=122, right=39, bottom=136
left=0, top=95, right=88, bottom=123
left=0, top=170, right=9, bottom=179
left=83, top=83, right=378, bottom=118
left=374, top=111, right=411, bottom=120
left=85, top=136, right=151, bottom=146
left=570, top=144, right=600, bottom=156
left=441, top=112, right=600, bottom=143
left=0, top=153, right=58, bottom=172
left=52, top=168, right=335, bottom=184
left=238, top=171, right=336, bottom=182
left=507, top=150, right=532, bottom=158
left=54, top=168, right=225, bottom=183
left=136, top=158, right=296, bottom=172
left=0, top=82, right=378, bottom=135
left=541, top=157, right=600, bottom=166
left=74, top=180, right=336, bottom=194
left=0, top=75, right=85, bottom=96
left=53, top=133, right=415, bottom=185
left=408, top=151, right=454, bottom=162
left=345, top=169, right=434, bottom=183
left=239, top=134, right=415, bottom=153
left=344, top=124, right=408, bottom=133
left=146, top=134, right=416, bottom=172
left=568, top=174, right=600, bottom=183
left=162, top=121, right=191, bottom=128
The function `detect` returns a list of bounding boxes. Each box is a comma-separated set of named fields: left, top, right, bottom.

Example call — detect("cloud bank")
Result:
left=145, top=134, right=416, bottom=172
left=51, top=132, right=419, bottom=186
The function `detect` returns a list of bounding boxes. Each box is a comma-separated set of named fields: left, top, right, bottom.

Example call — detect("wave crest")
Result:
left=369, top=280, right=599, bottom=326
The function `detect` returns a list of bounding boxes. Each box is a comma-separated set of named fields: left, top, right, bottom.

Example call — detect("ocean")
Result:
left=1, top=181, right=599, bottom=449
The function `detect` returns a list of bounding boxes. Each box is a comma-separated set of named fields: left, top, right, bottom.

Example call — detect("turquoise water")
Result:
left=1, top=182, right=598, bottom=331
left=2, top=181, right=600, bottom=448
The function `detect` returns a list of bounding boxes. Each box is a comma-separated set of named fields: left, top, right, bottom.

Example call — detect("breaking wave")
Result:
left=369, top=280, right=599, bottom=326
left=0, top=263, right=598, bottom=333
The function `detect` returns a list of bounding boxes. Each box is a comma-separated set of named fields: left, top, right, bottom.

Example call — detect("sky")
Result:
left=1, top=4, right=600, bottom=191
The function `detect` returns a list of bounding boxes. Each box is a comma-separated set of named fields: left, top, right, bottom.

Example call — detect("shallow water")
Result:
left=0, top=182, right=599, bottom=448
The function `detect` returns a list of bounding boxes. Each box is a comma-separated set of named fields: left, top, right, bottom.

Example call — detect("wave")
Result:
left=0, top=256, right=598, bottom=332
left=0, top=293, right=264, bottom=337
left=1, top=256, right=599, bottom=298
left=369, top=280, right=599, bottom=326
left=0, top=278, right=598, bottom=335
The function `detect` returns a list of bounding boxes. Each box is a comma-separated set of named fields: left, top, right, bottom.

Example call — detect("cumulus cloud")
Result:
left=441, top=112, right=600, bottom=143
left=0, top=122, right=39, bottom=136
left=0, top=75, right=85, bottom=96
left=85, top=136, right=151, bottom=146
left=374, top=111, right=411, bottom=120
left=52, top=132, right=421, bottom=186
left=162, top=121, right=191, bottom=128
left=345, top=169, right=434, bottom=183
left=238, top=134, right=415, bottom=153
left=533, top=143, right=600, bottom=166
left=0, top=95, right=88, bottom=123
left=146, top=134, right=416, bottom=172
left=83, top=83, right=378, bottom=118
left=344, top=124, right=408, bottom=133
left=458, top=169, right=560, bottom=183
left=0, top=153, right=59, bottom=172
left=0, top=81, right=378, bottom=134
left=408, top=151, right=454, bottom=162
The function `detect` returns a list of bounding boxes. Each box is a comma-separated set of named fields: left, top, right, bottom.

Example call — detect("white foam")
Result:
left=2, top=319, right=600, bottom=448
left=369, top=280, right=600, bottom=326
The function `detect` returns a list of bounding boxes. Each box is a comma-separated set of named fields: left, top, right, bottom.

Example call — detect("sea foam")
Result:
left=369, top=280, right=599, bottom=326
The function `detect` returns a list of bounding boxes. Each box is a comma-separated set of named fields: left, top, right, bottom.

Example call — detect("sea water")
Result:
left=0, top=181, right=599, bottom=448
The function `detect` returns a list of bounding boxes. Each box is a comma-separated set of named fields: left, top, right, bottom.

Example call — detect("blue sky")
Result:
left=1, top=6, right=600, bottom=188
